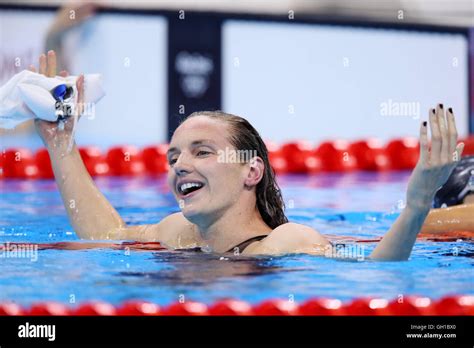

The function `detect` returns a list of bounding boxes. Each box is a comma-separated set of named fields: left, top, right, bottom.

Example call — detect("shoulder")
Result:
left=159, top=212, right=192, bottom=226
left=245, top=222, right=330, bottom=255
left=145, top=212, right=200, bottom=247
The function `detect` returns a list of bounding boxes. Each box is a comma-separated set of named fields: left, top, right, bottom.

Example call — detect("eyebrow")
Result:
left=167, top=139, right=217, bottom=156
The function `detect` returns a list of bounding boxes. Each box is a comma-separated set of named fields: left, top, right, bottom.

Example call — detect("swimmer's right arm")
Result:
left=30, top=51, right=186, bottom=244
left=30, top=51, right=127, bottom=240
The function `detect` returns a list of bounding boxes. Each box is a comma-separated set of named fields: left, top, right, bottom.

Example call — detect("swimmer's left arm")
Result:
left=370, top=105, right=464, bottom=261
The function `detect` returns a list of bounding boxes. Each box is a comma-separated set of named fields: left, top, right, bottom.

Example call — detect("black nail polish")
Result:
left=448, top=107, right=453, bottom=114
left=439, top=103, right=443, bottom=109
left=432, top=109, right=436, bottom=115
left=423, top=121, right=427, bottom=127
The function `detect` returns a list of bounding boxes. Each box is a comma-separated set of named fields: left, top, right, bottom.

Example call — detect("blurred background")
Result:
left=0, top=0, right=473, bottom=150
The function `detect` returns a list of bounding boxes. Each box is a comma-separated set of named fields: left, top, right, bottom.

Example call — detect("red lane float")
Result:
left=117, top=301, right=161, bottom=316
left=348, top=139, right=390, bottom=171
left=434, top=295, right=474, bottom=316
left=461, top=137, right=474, bottom=156
left=266, top=140, right=289, bottom=174
left=3, top=148, right=38, bottom=179
left=74, top=301, right=117, bottom=316
left=1, top=136, right=473, bottom=179
left=5, top=241, right=168, bottom=251
left=106, top=146, right=145, bottom=176
left=297, top=298, right=345, bottom=315
left=280, top=141, right=315, bottom=173
left=79, top=146, right=109, bottom=176
left=0, top=302, right=24, bottom=316
left=343, top=298, right=389, bottom=315
left=4, top=295, right=471, bottom=316
left=380, top=296, right=434, bottom=316
left=162, top=301, right=209, bottom=316
left=315, top=140, right=357, bottom=172
left=34, top=148, right=54, bottom=179
left=208, top=299, right=253, bottom=316
left=28, top=302, right=72, bottom=316
left=141, top=144, right=169, bottom=174
left=385, top=138, right=420, bottom=170
left=253, top=299, right=299, bottom=316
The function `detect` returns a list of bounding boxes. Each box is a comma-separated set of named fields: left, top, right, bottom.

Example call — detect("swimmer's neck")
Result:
left=191, top=204, right=272, bottom=253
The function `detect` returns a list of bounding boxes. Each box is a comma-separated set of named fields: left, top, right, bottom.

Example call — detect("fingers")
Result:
left=47, top=50, right=56, bottom=77
left=436, top=104, right=449, bottom=164
left=59, top=70, right=69, bottom=77
left=454, top=142, right=464, bottom=162
left=427, top=103, right=459, bottom=167
left=35, top=51, right=57, bottom=76
left=429, top=107, right=441, bottom=165
left=32, top=51, right=60, bottom=76
left=446, top=107, right=458, bottom=158
left=76, top=74, right=85, bottom=116
left=419, top=121, right=429, bottom=165
left=39, top=54, right=47, bottom=75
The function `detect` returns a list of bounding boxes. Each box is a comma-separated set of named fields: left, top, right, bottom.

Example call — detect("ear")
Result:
left=244, top=157, right=264, bottom=188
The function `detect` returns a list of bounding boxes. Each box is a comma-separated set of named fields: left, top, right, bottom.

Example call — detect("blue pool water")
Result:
left=0, top=172, right=473, bottom=306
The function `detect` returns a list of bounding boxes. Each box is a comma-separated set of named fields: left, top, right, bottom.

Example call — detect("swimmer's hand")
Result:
left=29, top=50, right=85, bottom=152
left=370, top=104, right=464, bottom=260
left=406, top=104, right=464, bottom=211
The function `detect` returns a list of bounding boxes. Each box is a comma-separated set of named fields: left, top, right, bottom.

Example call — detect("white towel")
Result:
left=0, top=70, right=105, bottom=129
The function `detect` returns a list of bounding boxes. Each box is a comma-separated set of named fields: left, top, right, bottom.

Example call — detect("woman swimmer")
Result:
left=421, top=156, right=474, bottom=234
left=29, top=51, right=465, bottom=261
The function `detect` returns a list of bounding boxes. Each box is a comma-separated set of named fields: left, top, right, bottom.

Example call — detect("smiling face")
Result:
left=166, top=115, right=254, bottom=224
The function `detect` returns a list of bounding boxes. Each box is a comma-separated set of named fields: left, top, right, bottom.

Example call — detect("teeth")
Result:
left=179, top=182, right=203, bottom=194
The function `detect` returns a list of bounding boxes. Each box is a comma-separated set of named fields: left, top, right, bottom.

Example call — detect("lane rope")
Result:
left=1, top=136, right=473, bottom=178
left=0, top=295, right=472, bottom=315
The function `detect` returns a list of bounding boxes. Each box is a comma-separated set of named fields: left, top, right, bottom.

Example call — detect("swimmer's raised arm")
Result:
left=370, top=105, right=464, bottom=260
left=29, top=51, right=184, bottom=244
left=30, top=51, right=128, bottom=240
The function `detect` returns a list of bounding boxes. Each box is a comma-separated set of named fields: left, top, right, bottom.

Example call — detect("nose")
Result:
left=173, top=152, right=193, bottom=176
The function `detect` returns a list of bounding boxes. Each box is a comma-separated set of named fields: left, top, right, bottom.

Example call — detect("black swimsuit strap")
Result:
left=176, top=235, right=269, bottom=253
left=226, top=235, right=268, bottom=253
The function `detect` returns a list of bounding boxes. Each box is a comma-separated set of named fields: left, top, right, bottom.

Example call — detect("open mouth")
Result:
left=177, top=181, right=205, bottom=198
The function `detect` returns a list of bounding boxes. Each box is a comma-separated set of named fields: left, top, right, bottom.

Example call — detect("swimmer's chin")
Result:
left=179, top=207, right=202, bottom=223
left=181, top=208, right=216, bottom=228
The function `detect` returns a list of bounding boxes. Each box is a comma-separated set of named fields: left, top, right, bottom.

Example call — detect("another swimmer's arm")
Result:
left=45, top=3, right=97, bottom=71
left=421, top=204, right=474, bottom=234
left=370, top=105, right=464, bottom=261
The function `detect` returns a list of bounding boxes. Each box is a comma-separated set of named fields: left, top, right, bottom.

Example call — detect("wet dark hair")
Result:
left=433, top=155, right=474, bottom=208
left=184, top=110, right=288, bottom=229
